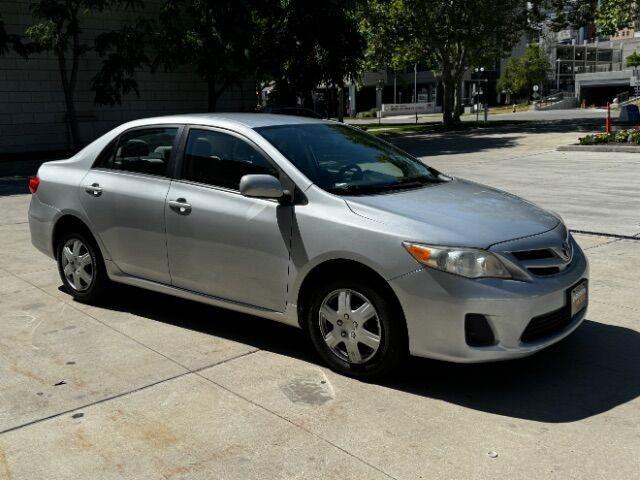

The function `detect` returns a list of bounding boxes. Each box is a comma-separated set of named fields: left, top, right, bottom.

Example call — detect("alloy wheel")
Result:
left=318, top=289, right=382, bottom=364
left=61, top=238, right=94, bottom=292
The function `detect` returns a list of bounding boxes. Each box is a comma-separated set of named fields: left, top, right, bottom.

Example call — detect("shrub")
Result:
left=577, top=130, right=640, bottom=145
left=579, top=134, right=594, bottom=145
left=357, top=108, right=378, bottom=119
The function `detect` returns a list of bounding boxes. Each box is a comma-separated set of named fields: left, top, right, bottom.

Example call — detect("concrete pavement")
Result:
left=392, top=126, right=640, bottom=237
left=0, top=128, right=639, bottom=479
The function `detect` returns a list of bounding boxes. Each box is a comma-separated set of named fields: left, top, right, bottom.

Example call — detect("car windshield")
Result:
left=255, top=124, right=442, bottom=195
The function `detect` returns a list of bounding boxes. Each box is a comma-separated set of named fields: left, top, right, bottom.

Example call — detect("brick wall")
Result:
left=0, top=0, right=255, bottom=155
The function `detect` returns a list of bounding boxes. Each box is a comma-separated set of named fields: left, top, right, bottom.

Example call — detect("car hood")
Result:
left=344, top=178, right=560, bottom=248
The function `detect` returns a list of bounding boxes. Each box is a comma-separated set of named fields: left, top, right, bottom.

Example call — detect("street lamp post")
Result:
left=474, top=67, right=485, bottom=123
left=556, top=59, right=561, bottom=92
left=414, top=63, right=418, bottom=124
left=376, top=79, right=384, bottom=125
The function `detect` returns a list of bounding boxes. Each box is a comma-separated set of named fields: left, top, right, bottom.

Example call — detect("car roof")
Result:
left=122, top=113, right=329, bottom=130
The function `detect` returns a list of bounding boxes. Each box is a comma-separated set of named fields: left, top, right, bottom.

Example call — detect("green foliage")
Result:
left=359, top=0, right=420, bottom=73
left=92, top=18, right=150, bottom=106
left=94, top=0, right=365, bottom=111
left=595, top=0, right=638, bottom=36
left=579, top=129, right=640, bottom=145
left=539, top=0, right=599, bottom=31
left=626, top=51, right=640, bottom=69
left=147, top=0, right=264, bottom=110
left=260, top=0, right=365, bottom=107
left=6, top=0, right=143, bottom=150
left=497, top=45, right=551, bottom=99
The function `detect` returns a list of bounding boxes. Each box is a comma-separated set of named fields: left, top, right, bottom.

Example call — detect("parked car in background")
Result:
left=28, top=113, right=588, bottom=378
left=260, top=106, right=323, bottom=118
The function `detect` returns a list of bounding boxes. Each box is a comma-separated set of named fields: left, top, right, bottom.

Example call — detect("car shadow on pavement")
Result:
left=387, top=318, right=640, bottom=423
left=97, top=286, right=639, bottom=424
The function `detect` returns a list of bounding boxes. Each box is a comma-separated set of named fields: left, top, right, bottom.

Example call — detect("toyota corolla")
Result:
left=28, top=114, right=588, bottom=378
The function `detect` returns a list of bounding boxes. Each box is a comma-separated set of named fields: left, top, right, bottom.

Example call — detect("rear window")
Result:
left=96, top=127, right=179, bottom=176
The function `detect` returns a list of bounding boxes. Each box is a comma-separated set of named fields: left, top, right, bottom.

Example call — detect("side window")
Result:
left=182, top=129, right=278, bottom=190
left=92, top=139, right=117, bottom=169
left=113, top=127, right=178, bottom=176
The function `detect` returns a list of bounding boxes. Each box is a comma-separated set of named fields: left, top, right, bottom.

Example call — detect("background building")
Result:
left=0, top=0, right=253, bottom=155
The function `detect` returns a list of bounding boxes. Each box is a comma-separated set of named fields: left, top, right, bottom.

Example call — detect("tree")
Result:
left=0, top=15, right=7, bottom=55
left=497, top=44, right=552, bottom=100
left=363, top=0, right=530, bottom=126
left=150, top=0, right=267, bottom=112
left=595, top=0, right=638, bottom=36
left=256, top=0, right=365, bottom=111
left=8, top=0, right=141, bottom=150
left=93, top=0, right=272, bottom=111
left=94, top=0, right=366, bottom=114
left=627, top=51, right=640, bottom=69
left=538, top=0, right=599, bottom=31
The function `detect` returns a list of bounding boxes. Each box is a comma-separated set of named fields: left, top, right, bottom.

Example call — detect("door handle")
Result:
left=85, top=183, right=102, bottom=197
left=168, top=198, right=192, bottom=215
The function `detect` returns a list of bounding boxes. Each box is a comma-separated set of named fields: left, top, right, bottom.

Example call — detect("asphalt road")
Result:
left=0, top=126, right=639, bottom=479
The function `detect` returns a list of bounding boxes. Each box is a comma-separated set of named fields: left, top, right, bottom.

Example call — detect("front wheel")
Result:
left=306, top=279, right=408, bottom=379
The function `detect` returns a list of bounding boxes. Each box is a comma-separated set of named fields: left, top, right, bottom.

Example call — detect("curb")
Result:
left=557, top=144, right=640, bottom=153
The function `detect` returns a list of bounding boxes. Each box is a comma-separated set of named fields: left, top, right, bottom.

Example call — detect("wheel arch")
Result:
left=296, top=258, right=407, bottom=333
left=51, top=214, right=101, bottom=261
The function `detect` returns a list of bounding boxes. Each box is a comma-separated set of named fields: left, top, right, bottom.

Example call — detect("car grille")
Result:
left=509, top=244, right=572, bottom=277
left=520, top=304, right=573, bottom=343
left=511, top=249, right=555, bottom=261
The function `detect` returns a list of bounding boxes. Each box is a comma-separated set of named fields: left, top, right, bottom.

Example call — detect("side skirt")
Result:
left=105, top=260, right=300, bottom=328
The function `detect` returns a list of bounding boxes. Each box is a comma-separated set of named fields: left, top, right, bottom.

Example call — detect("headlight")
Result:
left=403, top=242, right=511, bottom=279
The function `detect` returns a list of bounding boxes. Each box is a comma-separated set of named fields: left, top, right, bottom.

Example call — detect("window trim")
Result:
left=174, top=125, right=285, bottom=195
left=91, top=124, right=184, bottom=179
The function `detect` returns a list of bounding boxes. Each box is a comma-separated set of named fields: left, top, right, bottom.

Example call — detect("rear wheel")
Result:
left=56, top=231, right=109, bottom=303
left=306, top=278, right=407, bottom=379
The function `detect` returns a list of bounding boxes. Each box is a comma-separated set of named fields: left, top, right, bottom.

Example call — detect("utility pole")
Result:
left=414, top=63, right=417, bottom=103
left=414, top=63, right=418, bottom=124
left=337, top=85, right=344, bottom=123
left=394, top=72, right=397, bottom=104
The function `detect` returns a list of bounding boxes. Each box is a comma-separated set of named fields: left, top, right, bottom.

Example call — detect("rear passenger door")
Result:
left=80, top=126, right=181, bottom=284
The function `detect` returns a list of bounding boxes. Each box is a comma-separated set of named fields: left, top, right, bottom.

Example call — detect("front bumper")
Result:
left=390, top=242, right=589, bottom=363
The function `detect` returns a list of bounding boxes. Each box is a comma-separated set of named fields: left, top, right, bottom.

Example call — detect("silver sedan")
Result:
left=28, top=114, right=589, bottom=378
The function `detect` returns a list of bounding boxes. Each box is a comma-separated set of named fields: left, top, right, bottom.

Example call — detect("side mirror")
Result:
left=239, top=174, right=285, bottom=200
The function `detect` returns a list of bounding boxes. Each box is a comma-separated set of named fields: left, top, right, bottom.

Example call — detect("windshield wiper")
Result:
left=327, top=175, right=446, bottom=196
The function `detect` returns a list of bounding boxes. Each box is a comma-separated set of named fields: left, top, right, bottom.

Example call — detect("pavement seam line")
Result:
left=0, top=350, right=259, bottom=437
left=569, top=229, right=640, bottom=241
left=4, top=268, right=395, bottom=478
left=194, top=371, right=400, bottom=480
left=6, top=267, right=215, bottom=373
left=592, top=299, right=640, bottom=313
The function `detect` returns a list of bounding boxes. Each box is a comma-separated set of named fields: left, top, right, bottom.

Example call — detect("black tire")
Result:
left=306, top=277, right=408, bottom=379
left=56, top=230, right=110, bottom=304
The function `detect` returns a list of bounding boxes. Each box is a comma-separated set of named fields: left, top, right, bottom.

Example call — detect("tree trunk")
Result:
left=207, top=79, right=219, bottom=112
left=337, top=84, right=344, bottom=122
left=441, top=73, right=456, bottom=126
left=58, top=53, right=81, bottom=151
